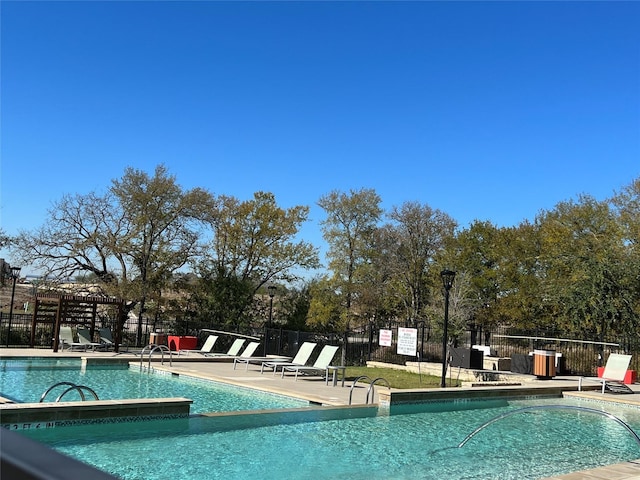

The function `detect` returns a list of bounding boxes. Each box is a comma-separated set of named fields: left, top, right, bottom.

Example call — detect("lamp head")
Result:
left=440, top=269, right=456, bottom=291
left=267, top=285, right=277, bottom=298
left=10, top=266, right=21, bottom=279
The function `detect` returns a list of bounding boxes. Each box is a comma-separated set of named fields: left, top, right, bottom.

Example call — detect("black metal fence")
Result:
left=0, top=313, right=36, bottom=347
left=2, top=312, right=637, bottom=377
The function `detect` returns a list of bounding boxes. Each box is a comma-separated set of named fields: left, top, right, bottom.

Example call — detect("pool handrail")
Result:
left=140, top=344, right=173, bottom=372
left=55, top=385, right=99, bottom=402
left=349, top=375, right=372, bottom=405
left=366, top=377, right=390, bottom=404
left=40, top=381, right=78, bottom=402
left=458, top=404, right=640, bottom=448
left=40, top=381, right=99, bottom=402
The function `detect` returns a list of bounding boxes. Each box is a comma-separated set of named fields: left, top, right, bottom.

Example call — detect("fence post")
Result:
left=263, top=326, right=268, bottom=356
left=342, top=330, right=348, bottom=366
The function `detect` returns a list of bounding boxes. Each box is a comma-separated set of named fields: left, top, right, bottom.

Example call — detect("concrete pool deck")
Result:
left=3, top=348, right=640, bottom=479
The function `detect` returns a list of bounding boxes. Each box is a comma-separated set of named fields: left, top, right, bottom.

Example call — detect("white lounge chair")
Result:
left=281, top=345, right=340, bottom=381
left=236, top=341, right=260, bottom=358
left=258, top=342, right=318, bottom=374
left=178, top=335, right=219, bottom=355
left=233, top=342, right=318, bottom=371
left=599, top=353, right=634, bottom=394
left=214, top=341, right=260, bottom=361
left=58, top=326, right=85, bottom=351
left=205, top=338, right=246, bottom=357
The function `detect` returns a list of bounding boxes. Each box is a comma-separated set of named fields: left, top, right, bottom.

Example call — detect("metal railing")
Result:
left=3, top=314, right=638, bottom=377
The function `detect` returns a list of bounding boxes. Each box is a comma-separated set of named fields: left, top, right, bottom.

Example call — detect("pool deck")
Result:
left=3, top=348, right=640, bottom=479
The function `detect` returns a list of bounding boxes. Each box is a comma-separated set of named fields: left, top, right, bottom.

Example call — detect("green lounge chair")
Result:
left=58, top=326, right=85, bottom=351
left=77, top=327, right=105, bottom=351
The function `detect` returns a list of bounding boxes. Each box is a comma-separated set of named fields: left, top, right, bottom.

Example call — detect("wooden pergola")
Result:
left=30, top=293, right=125, bottom=352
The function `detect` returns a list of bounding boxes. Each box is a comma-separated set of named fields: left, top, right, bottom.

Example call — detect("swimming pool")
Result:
left=0, top=358, right=308, bottom=414
left=19, top=396, right=640, bottom=479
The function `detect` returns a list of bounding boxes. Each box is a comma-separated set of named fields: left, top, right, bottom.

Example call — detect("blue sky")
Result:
left=2, top=1, right=639, bottom=276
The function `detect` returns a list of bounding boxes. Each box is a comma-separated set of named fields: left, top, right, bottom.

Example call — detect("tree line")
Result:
left=4, top=165, right=640, bottom=347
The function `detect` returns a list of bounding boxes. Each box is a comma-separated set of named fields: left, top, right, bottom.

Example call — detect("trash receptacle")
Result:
left=149, top=332, right=167, bottom=346
left=533, top=349, right=556, bottom=379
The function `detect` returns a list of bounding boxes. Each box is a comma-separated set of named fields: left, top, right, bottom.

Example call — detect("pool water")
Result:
left=0, top=358, right=308, bottom=413
left=20, top=396, right=640, bottom=480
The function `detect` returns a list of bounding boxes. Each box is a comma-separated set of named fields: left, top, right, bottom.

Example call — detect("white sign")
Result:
left=379, top=329, right=392, bottom=347
left=397, top=327, right=417, bottom=356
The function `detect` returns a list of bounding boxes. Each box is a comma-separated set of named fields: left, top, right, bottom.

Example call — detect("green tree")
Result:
left=536, top=195, right=631, bottom=342
left=492, top=221, right=548, bottom=330
left=317, top=188, right=382, bottom=331
left=306, top=275, right=343, bottom=332
left=452, top=220, right=503, bottom=329
left=276, top=283, right=313, bottom=331
left=611, top=177, right=640, bottom=331
left=196, top=191, right=319, bottom=328
left=189, top=272, right=255, bottom=330
left=612, top=177, right=640, bottom=251
left=110, top=165, right=214, bottom=344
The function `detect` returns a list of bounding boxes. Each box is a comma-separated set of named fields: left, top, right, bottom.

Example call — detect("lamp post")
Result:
left=6, top=266, right=21, bottom=347
left=267, top=285, right=276, bottom=328
left=440, top=269, right=456, bottom=388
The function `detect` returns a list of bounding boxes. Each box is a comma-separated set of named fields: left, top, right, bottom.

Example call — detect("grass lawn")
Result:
left=345, top=366, right=461, bottom=389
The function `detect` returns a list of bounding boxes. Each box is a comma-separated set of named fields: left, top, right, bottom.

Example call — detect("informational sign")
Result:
left=397, top=327, right=417, bottom=356
left=379, top=329, right=392, bottom=347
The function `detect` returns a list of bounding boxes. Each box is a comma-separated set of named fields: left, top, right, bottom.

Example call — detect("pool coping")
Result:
left=0, top=397, right=193, bottom=430
left=377, top=383, right=598, bottom=406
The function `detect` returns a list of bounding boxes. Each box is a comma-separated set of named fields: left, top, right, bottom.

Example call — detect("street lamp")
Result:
left=440, top=269, right=456, bottom=388
left=6, top=266, right=21, bottom=347
left=267, top=285, right=276, bottom=328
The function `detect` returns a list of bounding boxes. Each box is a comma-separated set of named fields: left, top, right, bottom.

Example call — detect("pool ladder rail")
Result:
left=40, top=381, right=99, bottom=403
left=349, top=376, right=390, bottom=405
left=457, top=404, right=640, bottom=449
left=140, top=344, right=173, bottom=372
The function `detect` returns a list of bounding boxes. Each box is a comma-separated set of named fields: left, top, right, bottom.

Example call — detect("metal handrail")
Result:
left=139, top=344, right=173, bottom=371
left=150, top=344, right=173, bottom=369
left=40, top=381, right=99, bottom=402
left=139, top=344, right=155, bottom=371
left=140, top=344, right=173, bottom=372
left=55, top=385, right=99, bottom=402
left=365, top=377, right=390, bottom=404
left=458, top=404, right=640, bottom=448
left=349, top=375, right=372, bottom=405
left=40, top=381, right=78, bottom=402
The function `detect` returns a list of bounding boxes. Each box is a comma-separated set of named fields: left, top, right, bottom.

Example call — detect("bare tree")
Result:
left=382, top=201, right=457, bottom=325
left=11, top=165, right=215, bottom=345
